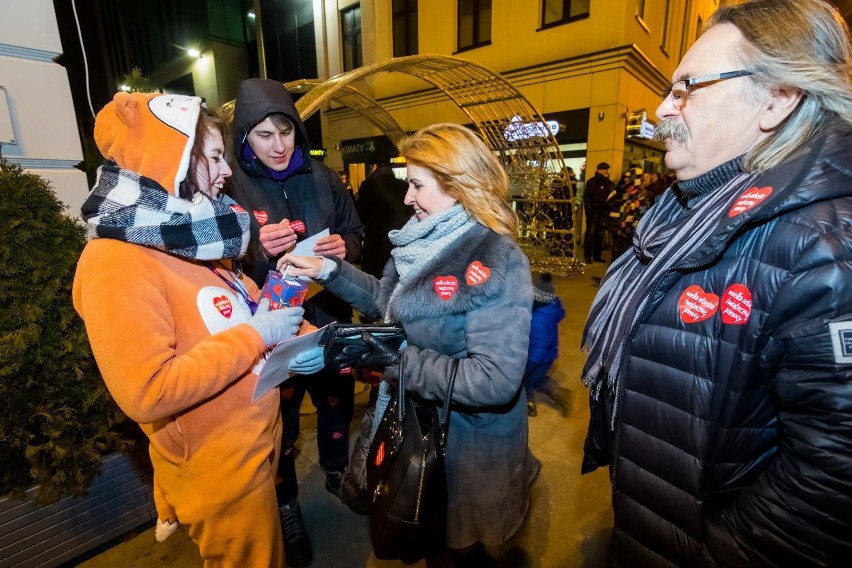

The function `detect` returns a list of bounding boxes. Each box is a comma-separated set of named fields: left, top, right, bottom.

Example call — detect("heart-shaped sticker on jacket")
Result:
left=433, top=275, right=459, bottom=301
left=213, top=295, right=233, bottom=318
left=678, top=285, right=719, bottom=323
left=253, top=210, right=268, bottom=225
left=728, top=186, right=772, bottom=217
left=465, top=261, right=491, bottom=286
left=721, top=283, right=752, bottom=325
left=290, top=220, right=306, bottom=233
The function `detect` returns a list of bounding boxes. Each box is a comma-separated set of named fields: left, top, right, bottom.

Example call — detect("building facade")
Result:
left=0, top=0, right=88, bottom=214
left=305, top=0, right=719, bottom=184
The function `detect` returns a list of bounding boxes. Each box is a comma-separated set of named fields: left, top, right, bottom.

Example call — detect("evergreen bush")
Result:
left=0, top=161, right=134, bottom=504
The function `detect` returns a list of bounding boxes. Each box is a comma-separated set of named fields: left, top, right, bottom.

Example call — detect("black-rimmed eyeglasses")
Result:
left=661, top=70, right=756, bottom=109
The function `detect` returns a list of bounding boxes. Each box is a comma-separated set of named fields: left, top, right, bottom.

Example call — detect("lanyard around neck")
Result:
left=207, top=264, right=258, bottom=315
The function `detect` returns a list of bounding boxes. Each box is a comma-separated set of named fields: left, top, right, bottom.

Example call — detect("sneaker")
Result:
left=280, top=501, right=312, bottom=567
left=527, top=400, right=538, bottom=417
left=326, top=469, right=370, bottom=515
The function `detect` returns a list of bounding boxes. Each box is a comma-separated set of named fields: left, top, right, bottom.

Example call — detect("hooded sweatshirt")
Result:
left=229, top=78, right=363, bottom=327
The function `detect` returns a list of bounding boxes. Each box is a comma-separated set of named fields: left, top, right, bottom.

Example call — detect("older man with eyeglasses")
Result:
left=580, top=1, right=852, bottom=566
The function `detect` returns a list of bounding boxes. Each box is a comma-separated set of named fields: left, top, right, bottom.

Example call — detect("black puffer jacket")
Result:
left=229, top=78, right=363, bottom=326
left=593, top=124, right=852, bottom=567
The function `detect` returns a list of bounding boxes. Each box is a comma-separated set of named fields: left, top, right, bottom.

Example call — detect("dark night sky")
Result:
left=54, top=0, right=113, bottom=125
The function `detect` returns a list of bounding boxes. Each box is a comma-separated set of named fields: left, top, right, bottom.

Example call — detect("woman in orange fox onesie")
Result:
left=73, top=92, right=324, bottom=567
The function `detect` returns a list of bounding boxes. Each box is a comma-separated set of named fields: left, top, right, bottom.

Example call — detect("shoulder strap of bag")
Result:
left=398, top=357, right=458, bottom=449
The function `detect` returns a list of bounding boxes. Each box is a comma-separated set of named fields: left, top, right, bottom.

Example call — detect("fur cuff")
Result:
left=155, top=518, right=179, bottom=542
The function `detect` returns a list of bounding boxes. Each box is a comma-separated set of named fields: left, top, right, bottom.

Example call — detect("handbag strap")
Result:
left=397, top=355, right=458, bottom=450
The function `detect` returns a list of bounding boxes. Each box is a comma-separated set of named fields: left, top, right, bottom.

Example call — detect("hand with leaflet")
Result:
left=289, top=346, right=325, bottom=375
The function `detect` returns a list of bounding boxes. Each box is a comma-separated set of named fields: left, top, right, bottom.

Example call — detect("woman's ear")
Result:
left=759, top=85, right=804, bottom=130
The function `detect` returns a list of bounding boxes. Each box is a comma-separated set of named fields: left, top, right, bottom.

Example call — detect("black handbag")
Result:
left=318, top=322, right=406, bottom=369
left=365, top=359, right=457, bottom=560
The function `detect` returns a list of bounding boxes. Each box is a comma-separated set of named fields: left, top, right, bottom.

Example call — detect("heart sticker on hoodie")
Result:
left=728, top=186, right=772, bottom=217
left=253, top=210, right=268, bottom=225
left=678, top=285, right=719, bottom=323
left=290, top=220, right=306, bottom=234
left=433, top=275, right=459, bottom=301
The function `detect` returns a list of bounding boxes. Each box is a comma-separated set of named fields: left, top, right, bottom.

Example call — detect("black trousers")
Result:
left=584, top=210, right=606, bottom=261
left=275, top=368, right=355, bottom=505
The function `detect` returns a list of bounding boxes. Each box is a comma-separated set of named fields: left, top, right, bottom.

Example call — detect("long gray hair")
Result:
left=709, top=0, right=852, bottom=172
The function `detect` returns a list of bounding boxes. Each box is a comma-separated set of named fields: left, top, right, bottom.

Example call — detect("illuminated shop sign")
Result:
left=503, top=115, right=561, bottom=142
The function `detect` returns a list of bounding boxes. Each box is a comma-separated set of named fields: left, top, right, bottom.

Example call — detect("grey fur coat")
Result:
left=321, top=223, right=536, bottom=549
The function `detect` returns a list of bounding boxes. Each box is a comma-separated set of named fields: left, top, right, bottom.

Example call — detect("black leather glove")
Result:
left=335, top=330, right=401, bottom=371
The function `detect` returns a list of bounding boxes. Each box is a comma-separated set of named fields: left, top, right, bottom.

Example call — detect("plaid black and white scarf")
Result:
left=82, top=164, right=251, bottom=260
left=581, top=167, right=757, bottom=415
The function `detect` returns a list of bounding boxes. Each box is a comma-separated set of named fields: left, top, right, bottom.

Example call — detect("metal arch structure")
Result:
left=219, top=55, right=583, bottom=274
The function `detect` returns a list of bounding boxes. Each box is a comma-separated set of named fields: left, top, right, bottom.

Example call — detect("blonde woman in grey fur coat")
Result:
left=280, top=123, right=538, bottom=566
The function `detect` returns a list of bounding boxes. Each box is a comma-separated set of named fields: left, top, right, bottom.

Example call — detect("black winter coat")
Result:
left=591, top=125, right=852, bottom=567
left=354, top=165, right=412, bottom=278
left=229, top=78, right=363, bottom=326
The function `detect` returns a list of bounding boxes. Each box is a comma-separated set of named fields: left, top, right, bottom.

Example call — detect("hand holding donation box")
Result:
left=252, top=227, right=332, bottom=403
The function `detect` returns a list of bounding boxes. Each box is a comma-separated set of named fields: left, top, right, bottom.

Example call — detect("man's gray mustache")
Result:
left=654, top=119, right=688, bottom=143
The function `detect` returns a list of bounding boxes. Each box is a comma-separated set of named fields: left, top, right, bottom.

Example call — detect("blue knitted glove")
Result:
left=289, top=346, right=325, bottom=375
left=247, top=298, right=303, bottom=347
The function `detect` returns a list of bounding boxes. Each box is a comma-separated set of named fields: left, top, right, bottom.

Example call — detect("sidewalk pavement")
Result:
left=71, top=260, right=614, bottom=568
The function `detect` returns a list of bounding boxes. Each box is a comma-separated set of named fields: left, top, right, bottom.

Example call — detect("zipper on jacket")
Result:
left=608, top=255, right=719, bottom=494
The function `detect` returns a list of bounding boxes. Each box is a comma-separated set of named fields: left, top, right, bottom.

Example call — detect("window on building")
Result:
left=393, top=0, right=418, bottom=57
left=660, top=0, right=672, bottom=54
left=342, top=4, right=362, bottom=71
left=457, top=0, right=491, bottom=52
left=541, top=0, right=590, bottom=28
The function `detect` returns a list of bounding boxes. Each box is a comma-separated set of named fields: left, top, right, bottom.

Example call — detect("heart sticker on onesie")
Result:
left=678, top=285, right=719, bottom=323
left=213, top=295, right=233, bottom=318
left=465, top=261, right=491, bottom=286
left=433, top=275, right=459, bottom=301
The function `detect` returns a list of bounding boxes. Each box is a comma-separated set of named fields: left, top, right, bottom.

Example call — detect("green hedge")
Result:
left=0, top=161, right=134, bottom=505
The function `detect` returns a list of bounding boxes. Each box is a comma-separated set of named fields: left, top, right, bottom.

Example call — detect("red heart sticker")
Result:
left=290, top=220, right=306, bottom=233
left=678, top=285, right=719, bottom=323
left=213, top=295, right=233, bottom=318
left=433, top=275, right=459, bottom=301
left=465, top=261, right=491, bottom=286
left=375, top=441, right=385, bottom=466
left=721, top=283, right=752, bottom=325
left=728, top=186, right=772, bottom=217
left=231, top=204, right=246, bottom=213
left=253, top=210, right=268, bottom=225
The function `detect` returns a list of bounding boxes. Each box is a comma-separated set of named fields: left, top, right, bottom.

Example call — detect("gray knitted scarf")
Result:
left=82, top=164, right=251, bottom=261
left=389, top=204, right=476, bottom=285
left=582, top=159, right=756, bottom=416
left=385, top=204, right=476, bottom=319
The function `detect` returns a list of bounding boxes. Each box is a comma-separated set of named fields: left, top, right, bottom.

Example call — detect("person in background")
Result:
left=606, top=171, right=653, bottom=261
left=73, top=92, right=324, bottom=567
left=280, top=123, right=538, bottom=567
left=523, top=272, right=569, bottom=417
left=339, top=171, right=354, bottom=200
left=228, top=78, right=364, bottom=567
left=582, top=162, right=615, bottom=263
left=355, top=149, right=413, bottom=279
left=582, top=0, right=852, bottom=565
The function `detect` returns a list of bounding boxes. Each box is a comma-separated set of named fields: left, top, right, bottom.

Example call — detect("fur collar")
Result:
left=377, top=224, right=520, bottom=322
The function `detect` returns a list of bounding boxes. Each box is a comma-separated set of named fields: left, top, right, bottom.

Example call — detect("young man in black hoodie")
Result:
left=229, top=78, right=364, bottom=567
